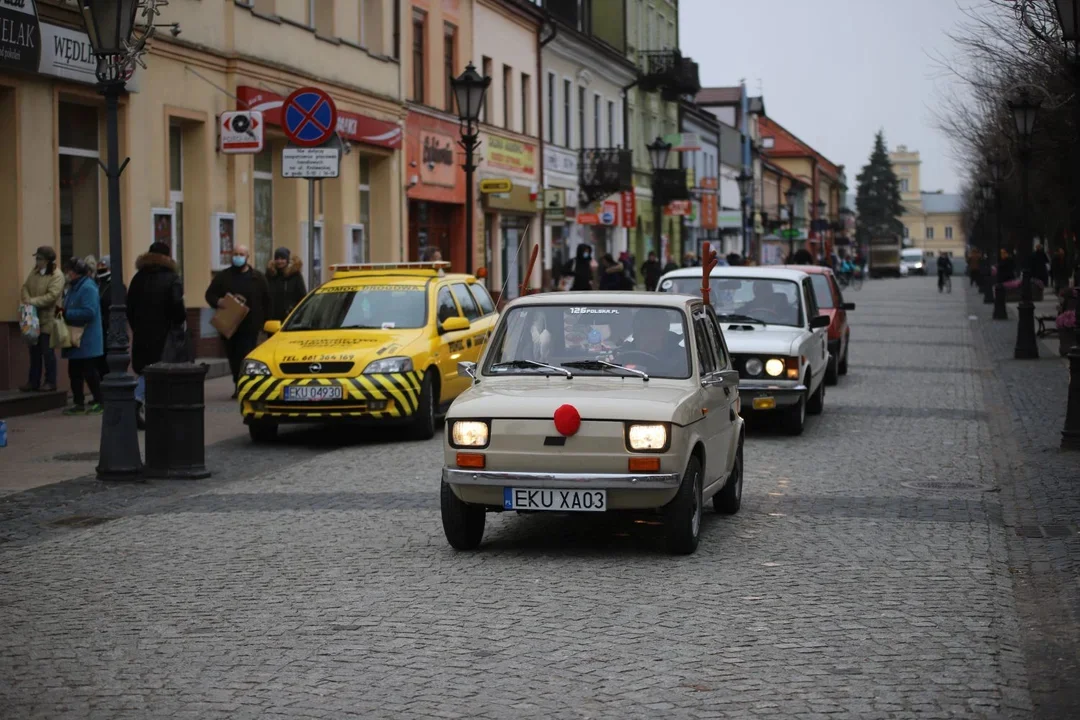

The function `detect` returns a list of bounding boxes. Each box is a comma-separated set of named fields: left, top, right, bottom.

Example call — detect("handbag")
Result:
left=19, top=303, right=40, bottom=344
left=161, top=323, right=193, bottom=363
left=50, top=314, right=73, bottom=349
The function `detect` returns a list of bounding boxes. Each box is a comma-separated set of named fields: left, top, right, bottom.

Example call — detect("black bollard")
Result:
left=1063, top=344, right=1080, bottom=451
left=144, top=363, right=211, bottom=479
left=993, top=283, right=1009, bottom=320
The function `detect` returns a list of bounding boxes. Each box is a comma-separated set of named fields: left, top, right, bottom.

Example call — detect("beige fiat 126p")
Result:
left=440, top=291, right=745, bottom=555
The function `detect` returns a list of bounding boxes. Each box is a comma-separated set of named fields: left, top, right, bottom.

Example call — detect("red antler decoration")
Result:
left=700, top=241, right=718, bottom=305
left=520, top=243, right=540, bottom=296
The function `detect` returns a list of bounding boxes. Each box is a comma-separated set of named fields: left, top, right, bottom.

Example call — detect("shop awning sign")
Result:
left=282, top=87, right=338, bottom=147
left=282, top=147, right=341, bottom=179
left=1, top=0, right=40, bottom=73
left=480, top=178, right=513, bottom=194
left=237, top=86, right=401, bottom=149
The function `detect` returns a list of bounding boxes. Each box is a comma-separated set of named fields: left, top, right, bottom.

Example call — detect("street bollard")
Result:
left=1062, top=344, right=1080, bottom=451
left=993, top=283, right=1009, bottom=320
left=143, top=363, right=211, bottom=479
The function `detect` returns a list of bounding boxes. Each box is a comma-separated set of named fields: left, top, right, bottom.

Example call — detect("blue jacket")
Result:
left=62, top=275, right=104, bottom=360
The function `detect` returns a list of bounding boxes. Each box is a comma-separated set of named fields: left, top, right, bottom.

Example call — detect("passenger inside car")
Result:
left=615, top=310, right=689, bottom=377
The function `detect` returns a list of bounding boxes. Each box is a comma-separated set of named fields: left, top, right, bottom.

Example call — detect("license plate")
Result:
left=503, top=488, right=606, bottom=512
left=752, top=397, right=776, bottom=410
left=283, top=385, right=343, bottom=402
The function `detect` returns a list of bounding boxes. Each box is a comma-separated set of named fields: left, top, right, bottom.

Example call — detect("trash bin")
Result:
left=143, top=362, right=211, bottom=479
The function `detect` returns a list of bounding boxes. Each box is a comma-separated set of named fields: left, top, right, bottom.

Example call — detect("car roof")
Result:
left=777, top=264, right=834, bottom=277
left=660, top=266, right=811, bottom=282
left=321, top=272, right=475, bottom=288
left=505, top=290, right=701, bottom=311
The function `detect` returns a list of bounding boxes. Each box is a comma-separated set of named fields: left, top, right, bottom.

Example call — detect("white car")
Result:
left=441, top=291, right=745, bottom=555
left=657, top=266, right=830, bottom=435
left=900, top=249, right=926, bottom=276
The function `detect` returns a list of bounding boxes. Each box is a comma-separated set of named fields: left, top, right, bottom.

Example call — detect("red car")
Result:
left=780, top=265, right=854, bottom=384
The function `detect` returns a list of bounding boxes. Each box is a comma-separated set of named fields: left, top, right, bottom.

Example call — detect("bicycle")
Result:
left=837, top=267, right=863, bottom=291
left=938, top=273, right=952, bottom=293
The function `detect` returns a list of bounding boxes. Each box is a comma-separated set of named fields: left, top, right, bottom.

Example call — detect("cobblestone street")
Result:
left=1, top=277, right=1077, bottom=719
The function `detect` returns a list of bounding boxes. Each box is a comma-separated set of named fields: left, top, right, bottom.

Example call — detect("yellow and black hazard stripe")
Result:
left=237, top=371, right=424, bottom=420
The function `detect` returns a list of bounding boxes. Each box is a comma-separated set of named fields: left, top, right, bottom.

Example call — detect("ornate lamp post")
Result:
left=450, top=62, right=490, bottom=276
left=784, top=186, right=798, bottom=260
left=647, top=137, right=673, bottom=259
left=979, top=178, right=996, bottom=304
left=1007, top=88, right=1042, bottom=358
left=815, top=198, right=827, bottom=262
left=80, top=0, right=165, bottom=480
left=736, top=171, right=752, bottom=258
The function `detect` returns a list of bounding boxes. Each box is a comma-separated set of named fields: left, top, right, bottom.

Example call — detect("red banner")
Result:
left=664, top=200, right=692, bottom=216
left=701, top=194, right=718, bottom=229
left=620, top=190, right=636, bottom=228
left=237, top=86, right=402, bottom=149
left=577, top=213, right=600, bottom=225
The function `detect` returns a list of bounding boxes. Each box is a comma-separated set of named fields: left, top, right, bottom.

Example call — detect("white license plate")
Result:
left=503, top=488, right=607, bottom=512
left=283, top=385, right=343, bottom=402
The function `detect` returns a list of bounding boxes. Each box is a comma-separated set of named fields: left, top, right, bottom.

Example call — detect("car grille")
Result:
left=279, top=361, right=355, bottom=375
left=263, top=400, right=375, bottom=412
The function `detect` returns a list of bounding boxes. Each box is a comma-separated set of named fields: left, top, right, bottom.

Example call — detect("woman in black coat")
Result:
left=266, top=247, right=308, bottom=321
left=564, top=244, right=594, bottom=291
left=126, top=242, right=187, bottom=374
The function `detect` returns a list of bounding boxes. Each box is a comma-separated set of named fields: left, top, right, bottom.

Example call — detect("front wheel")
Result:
left=440, top=480, right=485, bottom=550
left=409, top=371, right=437, bottom=441
left=665, top=456, right=703, bottom=555
left=782, top=394, right=806, bottom=436
left=713, top=444, right=743, bottom=514
left=807, top=377, right=825, bottom=415
left=838, top=339, right=849, bottom=375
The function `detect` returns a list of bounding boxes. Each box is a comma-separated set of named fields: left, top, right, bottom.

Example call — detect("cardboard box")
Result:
left=210, top=294, right=249, bottom=339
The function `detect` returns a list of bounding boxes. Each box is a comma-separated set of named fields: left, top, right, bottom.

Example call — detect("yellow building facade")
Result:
left=890, top=145, right=966, bottom=260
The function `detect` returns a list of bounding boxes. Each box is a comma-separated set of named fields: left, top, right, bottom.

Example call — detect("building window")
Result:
left=577, top=86, right=585, bottom=150
left=359, top=0, right=366, bottom=45
left=308, top=0, right=315, bottom=27
left=926, top=226, right=934, bottom=240
left=503, top=65, right=512, bottom=129
left=547, top=72, right=556, bottom=143
left=593, top=94, right=600, bottom=149
left=392, top=0, right=400, bottom=59
left=253, top=147, right=274, bottom=271
left=481, top=57, right=492, bottom=124
left=563, top=78, right=571, bottom=148
left=521, top=73, right=531, bottom=135
left=356, top=156, right=371, bottom=263
left=902, top=225, right=909, bottom=239
left=58, top=102, right=100, bottom=264
left=945, top=226, right=953, bottom=240
left=607, top=100, right=614, bottom=146
left=169, top=122, right=184, bottom=274
left=411, top=12, right=425, bottom=103
left=899, top=178, right=909, bottom=192
left=444, top=24, right=456, bottom=112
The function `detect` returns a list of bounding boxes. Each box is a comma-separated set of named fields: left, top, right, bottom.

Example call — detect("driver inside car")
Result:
left=615, top=310, right=687, bottom=376
left=745, top=284, right=796, bottom=324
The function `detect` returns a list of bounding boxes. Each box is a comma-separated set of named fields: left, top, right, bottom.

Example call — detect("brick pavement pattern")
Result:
left=0, top=277, right=1076, bottom=719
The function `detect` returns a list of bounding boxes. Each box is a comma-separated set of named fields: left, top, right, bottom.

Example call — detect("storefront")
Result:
left=479, top=132, right=541, bottom=300
left=405, top=111, right=466, bottom=269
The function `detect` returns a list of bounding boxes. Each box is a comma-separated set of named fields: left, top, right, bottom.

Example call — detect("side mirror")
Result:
left=718, top=369, right=740, bottom=387
left=263, top=320, right=282, bottom=334
left=440, top=316, right=471, bottom=333
left=842, top=302, right=855, bottom=311
left=458, top=361, right=477, bottom=379
left=809, top=314, right=831, bottom=329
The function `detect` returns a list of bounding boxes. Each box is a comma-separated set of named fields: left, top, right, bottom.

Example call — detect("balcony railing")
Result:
left=654, top=168, right=689, bottom=202
left=580, top=148, right=633, bottom=202
left=639, top=50, right=701, bottom=99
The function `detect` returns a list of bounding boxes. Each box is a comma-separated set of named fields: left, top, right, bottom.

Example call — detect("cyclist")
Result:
left=937, top=254, right=953, bottom=292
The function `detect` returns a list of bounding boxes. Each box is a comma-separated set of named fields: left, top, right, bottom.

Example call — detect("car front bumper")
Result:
left=443, top=468, right=682, bottom=510
left=738, top=380, right=807, bottom=410
left=238, top=372, right=422, bottom=423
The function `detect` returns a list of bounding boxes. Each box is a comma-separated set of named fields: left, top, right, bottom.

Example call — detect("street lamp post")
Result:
left=815, top=198, right=827, bottom=263
left=1007, top=88, right=1042, bottom=359
left=979, top=179, right=996, bottom=304
left=736, top=171, right=752, bottom=259
left=647, top=137, right=672, bottom=260
left=784, top=186, right=798, bottom=260
left=450, top=62, right=491, bottom=276
left=81, top=0, right=146, bottom=480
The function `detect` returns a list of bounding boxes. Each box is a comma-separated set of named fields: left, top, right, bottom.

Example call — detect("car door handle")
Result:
left=729, top=407, right=737, bottom=422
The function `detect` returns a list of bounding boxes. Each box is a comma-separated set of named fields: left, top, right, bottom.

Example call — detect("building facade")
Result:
left=678, top=101, right=721, bottom=259
left=889, top=145, right=965, bottom=260
left=1, top=0, right=405, bottom=389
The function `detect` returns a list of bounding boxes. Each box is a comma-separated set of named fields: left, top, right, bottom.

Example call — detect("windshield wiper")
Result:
left=340, top=324, right=383, bottom=329
left=489, top=360, right=573, bottom=378
left=717, top=313, right=768, bottom=326
left=562, top=359, right=649, bottom=381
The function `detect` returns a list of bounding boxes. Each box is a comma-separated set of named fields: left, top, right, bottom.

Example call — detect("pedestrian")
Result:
left=641, top=251, right=662, bottom=291
left=266, top=247, right=307, bottom=322
left=1051, top=247, right=1068, bottom=293
left=93, top=255, right=126, bottom=380
left=618, top=251, right=636, bottom=289
left=127, top=241, right=186, bottom=376
left=967, top=248, right=981, bottom=288
left=59, top=257, right=104, bottom=415
left=598, top=253, right=625, bottom=290
left=790, top=245, right=814, bottom=265
left=682, top=252, right=699, bottom=268
left=205, top=244, right=271, bottom=397
left=662, top=256, right=679, bottom=274
left=564, top=244, right=594, bottom=291
left=19, top=246, right=64, bottom=392
left=997, top=248, right=1016, bottom=283
left=1031, top=244, right=1050, bottom=287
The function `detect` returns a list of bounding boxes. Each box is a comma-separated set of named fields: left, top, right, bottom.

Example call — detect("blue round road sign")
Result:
left=282, top=87, right=338, bottom=147
left=599, top=210, right=615, bottom=225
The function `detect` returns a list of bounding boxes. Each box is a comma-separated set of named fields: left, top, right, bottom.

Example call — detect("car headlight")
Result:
left=450, top=420, right=489, bottom=448
left=243, top=359, right=271, bottom=376
left=744, top=358, right=764, bottom=376
left=363, top=356, right=414, bottom=374
left=627, top=423, right=668, bottom=451
left=765, top=358, right=785, bottom=377
left=914, top=262, right=923, bottom=269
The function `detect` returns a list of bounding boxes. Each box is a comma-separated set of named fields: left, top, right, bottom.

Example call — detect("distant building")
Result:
left=889, top=146, right=965, bottom=259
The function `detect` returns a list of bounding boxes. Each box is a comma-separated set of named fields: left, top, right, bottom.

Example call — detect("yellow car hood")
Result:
left=261, top=329, right=426, bottom=374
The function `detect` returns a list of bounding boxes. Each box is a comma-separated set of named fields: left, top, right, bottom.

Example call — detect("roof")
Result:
left=506, top=291, right=700, bottom=310
left=920, top=192, right=963, bottom=214
left=659, top=266, right=811, bottom=282
left=695, top=87, right=743, bottom=106
left=758, top=116, right=843, bottom=181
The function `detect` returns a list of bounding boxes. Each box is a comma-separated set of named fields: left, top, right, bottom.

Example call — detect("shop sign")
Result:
left=576, top=213, right=600, bottom=225
left=700, top=176, right=718, bottom=191
left=281, top=147, right=341, bottom=178
left=544, top=188, right=566, bottom=222
left=420, top=131, right=456, bottom=186
left=0, top=0, right=39, bottom=73
left=486, top=135, right=536, bottom=174
left=220, top=111, right=264, bottom=153
left=543, top=145, right=578, bottom=178
left=664, top=200, right=692, bottom=216
left=663, top=132, right=701, bottom=152
left=701, top=193, right=718, bottom=229
left=480, top=178, right=513, bottom=194
left=483, top=182, right=537, bottom=213
left=236, top=86, right=402, bottom=149
left=599, top=200, right=619, bottom=226
left=35, top=22, right=139, bottom=91
left=620, top=190, right=636, bottom=228
left=718, top=210, right=742, bottom=229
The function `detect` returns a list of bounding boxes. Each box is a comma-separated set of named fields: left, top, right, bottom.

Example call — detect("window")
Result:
left=58, top=102, right=100, bottom=264
left=693, top=314, right=717, bottom=376
left=646, top=5, right=655, bottom=48
left=169, top=123, right=184, bottom=274
left=437, top=286, right=461, bottom=323
left=577, top=86, right=585, bottom=149
left=443, top=24, right=456, bottom=111
left=253, top=147, right=274, bottom=271
left=902, top=225, right=909, bottom=238
left=481, top=57, right=492, bottom=123
left=521, top=73, right=530, bottom=135
left=899, top=178, right=909, bottom=192
left=411, top=12, right=425, bottom=103
left=704, top=311, right=730, bottom=369
left=357, top=156, right=371, bottom=262
left=468, top=283, right=496, bottom=315
left=285, top=285, right=428, bottom=331
left=593, top=94, right=600, bottom=149
left=809, top=274, right=836, bottom=309
left=392, top=0, right=400, bottom=59
left=607, top=100, right=614, bottom=146
left=503, top=65, right=512, bottom=129
left=307, top=0, right=315, bottom=27
left=563, top=79, right=571, bottom=148
left=926, top=226, right=935, bottom=240
left=359, top=0, right=366, bottom=46
left=452, top=283, right=481, bottom=320
left=945, top=226, right=953, bottom=240
left=547, top=72, right=555, bottom=143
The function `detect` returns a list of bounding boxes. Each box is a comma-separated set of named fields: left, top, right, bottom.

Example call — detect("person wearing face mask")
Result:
left=93, top=255, right=127, bottom=380
left=205, top=245, right=271, bottom=396
left=564, top=244, right=594, bottom=291
left=19, top=246, right=65, bottom=392
left=59, top=257, right=105, bottom=415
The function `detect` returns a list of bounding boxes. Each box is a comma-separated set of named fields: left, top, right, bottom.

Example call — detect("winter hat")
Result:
left=148, top=242, right=171, bottom=256
left=34, top=246, right=56, bottom=262
left=274, top=247, right=291, bottom=261
left=98, top=255, right=111, bottom=271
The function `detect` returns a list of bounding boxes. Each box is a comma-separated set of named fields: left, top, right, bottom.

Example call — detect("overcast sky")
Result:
left=679, top=0, right=975, bottom=195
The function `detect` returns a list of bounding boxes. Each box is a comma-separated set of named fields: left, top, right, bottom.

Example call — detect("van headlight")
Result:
left=744, top=358, right=763, bottom=376
left=626, top=423, right=669, bottom=451
left=450, top=420, right=489, bottom=448
left=363, top=356, right=414, bottom=374
left=243, top=359, right=271, bottom=376
left=765, top=358, right=785, bottom=377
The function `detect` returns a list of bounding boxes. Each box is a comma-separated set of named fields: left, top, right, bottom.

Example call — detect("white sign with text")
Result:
left=281, top=147, right=340, bottom=179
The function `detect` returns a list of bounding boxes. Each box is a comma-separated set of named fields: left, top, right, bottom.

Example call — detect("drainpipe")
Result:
left=538, top=19, right=557, bottom=289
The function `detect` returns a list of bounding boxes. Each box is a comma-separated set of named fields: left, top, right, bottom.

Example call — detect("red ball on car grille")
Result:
left=553, top=404, right=581, bottom=436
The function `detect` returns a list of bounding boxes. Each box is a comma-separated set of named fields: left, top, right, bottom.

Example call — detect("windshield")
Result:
left=660, top=276, right=803, bottom=327
left=902, top=250, right=924, bottom=261
left=809, top=274, right=835, bottom=309
left=283, top=283, right=428, bottom=331
left=484, top=305, right=691, bottom=379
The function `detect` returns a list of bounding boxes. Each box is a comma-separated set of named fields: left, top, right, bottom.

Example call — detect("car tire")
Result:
left=713, top=443, right=743, bottom=515
left=825, top=353, right=839, bottom=386
left=839, top=339, right=849, bottom=375
left=807, top=376, right=825, bottom=415
left=440, top=480, right=485, bottom=550
left=782, top=393, right=806, bottom=436
left=665, top=455, right=703, bottom=555
left=409, top=371, right=437, bottom=441
left=248, top=421, right=278, bottom=443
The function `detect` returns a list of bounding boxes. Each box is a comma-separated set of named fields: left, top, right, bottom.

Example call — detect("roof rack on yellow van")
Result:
left=330, top=261, right=450, bottom=278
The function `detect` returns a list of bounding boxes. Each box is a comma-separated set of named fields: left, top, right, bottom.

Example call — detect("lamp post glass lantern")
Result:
left=80, top=0, right=139, bottom=56
left=1054, top=0, right=1080, bottom=43
left=451, top=63, right=490, bottom=276
left=647, top=137, right=672, bottom=172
